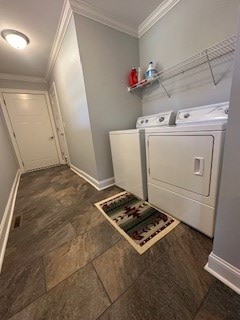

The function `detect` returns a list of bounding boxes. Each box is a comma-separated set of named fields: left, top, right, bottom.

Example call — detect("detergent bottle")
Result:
left=145, top=62, right=158, bottom=80
left=129, top=67, right=138, bottom=86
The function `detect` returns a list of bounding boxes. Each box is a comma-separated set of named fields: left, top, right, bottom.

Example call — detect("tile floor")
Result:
left=1, top=165, right=240, bottom=320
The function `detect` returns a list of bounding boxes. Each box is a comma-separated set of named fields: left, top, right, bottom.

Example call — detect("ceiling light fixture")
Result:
left=1, top=29, right=30, bottom=49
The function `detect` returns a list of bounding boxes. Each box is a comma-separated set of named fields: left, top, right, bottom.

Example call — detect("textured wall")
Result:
left=0, top=106, right=18, bottom=224
left=139, top=0, right=239, bottom=115
left=212, top=9, right=240, bottom=268
left=74, top=14, right=142, bottom=181
left=49, top=16, right=98, bottom=179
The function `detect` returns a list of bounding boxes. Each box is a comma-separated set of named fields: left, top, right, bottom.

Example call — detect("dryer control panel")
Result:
left=176, top=102, right=229, bottom=125
left=136, top=111, right=175, bottom=128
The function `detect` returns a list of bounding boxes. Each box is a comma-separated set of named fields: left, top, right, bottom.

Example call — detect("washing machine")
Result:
left=145, top=102, right=229, bottom=237
left=109, top=111, right=175, bottom=200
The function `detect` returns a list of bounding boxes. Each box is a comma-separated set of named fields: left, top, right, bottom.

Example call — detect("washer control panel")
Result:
left=176, top=102, right=229, bottom=125
left=136, top=111, right=175, bottom=128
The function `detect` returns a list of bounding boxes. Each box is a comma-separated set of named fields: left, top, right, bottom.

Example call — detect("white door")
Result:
left=49, top=83, right=69, bottom=164
left=3, top=93, right=60, bottom=171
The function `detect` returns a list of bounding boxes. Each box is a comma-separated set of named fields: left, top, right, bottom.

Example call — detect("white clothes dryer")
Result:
left=145, top=102, right=229, bottom=237
left=109, top=111, right=175, bottom=200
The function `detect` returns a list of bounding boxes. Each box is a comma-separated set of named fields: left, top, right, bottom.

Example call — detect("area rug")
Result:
left=95, top=191, right=180, bottom=254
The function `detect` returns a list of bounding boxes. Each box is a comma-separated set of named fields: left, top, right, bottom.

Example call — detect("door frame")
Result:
left=49, top=82, right=70, bottom=164
left=0, top=89, right=62, bottom=173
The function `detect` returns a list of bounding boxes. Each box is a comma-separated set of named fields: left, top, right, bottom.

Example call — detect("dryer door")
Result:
left=148, top=134, right=214, bottom=196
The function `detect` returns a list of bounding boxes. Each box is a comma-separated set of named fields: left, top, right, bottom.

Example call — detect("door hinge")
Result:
left=3, top=98, right=6, bottom=105
left=13, top=132, right=16, bottom=138
left=22, top=161, right=24, bottom=167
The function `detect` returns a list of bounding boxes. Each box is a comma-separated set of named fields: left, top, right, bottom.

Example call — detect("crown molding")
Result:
left=0, top=73, right=47, bottom=83
left=45, top=0, right=180, bottom=80
left=70, top=0, right=138, bottom=38
left=45, top=0, right=73, bottom=81
left=138, top=0, right=181, bottom=38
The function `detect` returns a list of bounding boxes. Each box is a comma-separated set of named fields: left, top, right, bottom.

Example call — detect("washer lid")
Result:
left=136, top=111, right=175, bottom=128
left=109, top=128, right=144, bottom=135
left=176, top=102, right=229, bottom=125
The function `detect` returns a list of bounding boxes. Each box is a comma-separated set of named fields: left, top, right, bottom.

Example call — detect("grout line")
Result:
left=89, top=238, right=122, bottom=264
left=42, top=261, right=83, bottom=293
left=93, top=244, right=171, bottom=320
left=93, top=257, right=155, bottom=320
left=5, top=256, right=50, bottom=319
left=10, top=237, right=122, bottom=319
left=40, top=231, right=77, bottom=258
left=41, top=255, right=48, bottom=293
left=4, top=167, right=215, bottom=319
left=1, top=168, right=85, bottom=314
left=70, top=220, right=79, bottom=236
left=42, top=237, right=122, bottom=293
left=192, top=279, right=217, bottom=319
left=95, top=240, right=208, bottom=319
left=91, top=262, right=114, bottom=320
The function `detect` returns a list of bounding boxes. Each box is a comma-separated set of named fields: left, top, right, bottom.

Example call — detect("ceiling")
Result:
left=0, top=0, right=164, bottom=79
left=79, top=0, right=163, bottom=29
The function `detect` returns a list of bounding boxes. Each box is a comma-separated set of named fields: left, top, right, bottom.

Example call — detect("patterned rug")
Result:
left=95, top=191, right=180, bottom=254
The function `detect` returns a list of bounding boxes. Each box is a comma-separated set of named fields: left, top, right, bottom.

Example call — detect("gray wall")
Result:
left=0, top=107, right=18, bottom=224
left=212, top=12, right=240, bottom=268
left=139, top=0, right=239, bottom=115
left=49, top=16, right=98, bottom=179
left=74, top=14, right=142, bottom=181
left=0, top=79, right=48, bottom=91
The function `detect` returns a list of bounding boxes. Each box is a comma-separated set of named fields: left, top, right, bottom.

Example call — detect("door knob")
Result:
left=49, top=136, right=54, bottom=140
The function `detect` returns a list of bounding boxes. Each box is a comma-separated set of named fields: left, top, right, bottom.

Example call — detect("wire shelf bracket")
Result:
left=206, top=49, right=217, bottom=86
left=160, top=82, right=170, bottom=98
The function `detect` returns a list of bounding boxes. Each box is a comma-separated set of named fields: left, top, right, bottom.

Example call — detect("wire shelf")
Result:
left=128, top=35, right=237, bottom=96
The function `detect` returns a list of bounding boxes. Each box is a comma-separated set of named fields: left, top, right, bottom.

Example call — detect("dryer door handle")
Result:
left=194, top=157, right=204, bottom=176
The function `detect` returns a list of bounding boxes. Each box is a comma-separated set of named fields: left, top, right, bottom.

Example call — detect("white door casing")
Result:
left=2, top=92, right=60, bottom=172
left=49, top=82, right=70, bottom=164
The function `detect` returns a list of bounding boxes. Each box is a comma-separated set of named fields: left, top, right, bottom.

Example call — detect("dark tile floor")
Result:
left=1, top=165, right=240, bottom=319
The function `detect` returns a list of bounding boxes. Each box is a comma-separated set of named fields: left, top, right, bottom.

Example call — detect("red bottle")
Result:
left=129, top=67, right=138, bottom=86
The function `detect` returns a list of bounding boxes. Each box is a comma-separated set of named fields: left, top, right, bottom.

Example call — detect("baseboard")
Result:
left=205, top=252, right=240, bottom=295
left=0, top=169, right=21, bottom=272
left=70, top=164, right=114, bottom=191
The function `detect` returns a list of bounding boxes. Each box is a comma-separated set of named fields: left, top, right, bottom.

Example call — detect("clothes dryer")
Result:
left=145, top=102, right=229, bottom=237
left=109, top=111, right=175, bottom=200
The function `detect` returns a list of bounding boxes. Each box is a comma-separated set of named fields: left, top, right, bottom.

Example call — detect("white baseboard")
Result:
left=70, top=164, right=114, bottom=191
left=0, top=169, right=21, bottom=272
left=205, top=252, right=240, bottom=295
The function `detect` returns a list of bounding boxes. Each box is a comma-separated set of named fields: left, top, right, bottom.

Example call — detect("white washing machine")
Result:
left=109, top=111, right=175, bottom=200
left=145, top=102, right=229, bottom=237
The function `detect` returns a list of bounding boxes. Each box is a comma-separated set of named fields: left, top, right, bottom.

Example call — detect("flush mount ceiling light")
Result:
left=1, top=29, right=30, bottom=49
